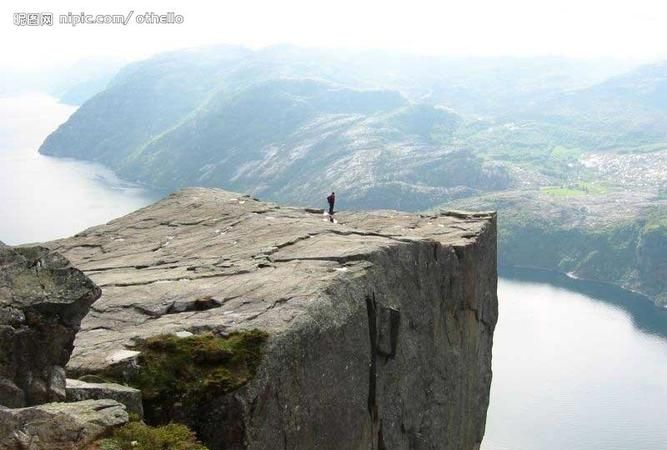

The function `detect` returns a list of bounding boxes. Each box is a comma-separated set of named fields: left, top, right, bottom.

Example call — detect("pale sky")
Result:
left=2, top=0, right=666, bottom=69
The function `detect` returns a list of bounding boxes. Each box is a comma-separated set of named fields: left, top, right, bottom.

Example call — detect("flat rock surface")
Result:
left=66, top=378, right=143, bottom=418
left=0, top=398, right=128, bottom=450
left=46, top=188, right=493, bottom=374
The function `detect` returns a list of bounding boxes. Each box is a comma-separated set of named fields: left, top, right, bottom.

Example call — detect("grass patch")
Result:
left=540, top=182, right=608, bottom=197
left=96, top=421, right=209, bottom=450
left=101, top=330, right=268, bottom=425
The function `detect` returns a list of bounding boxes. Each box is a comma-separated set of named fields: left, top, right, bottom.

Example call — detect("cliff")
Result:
left=46, top=188, right=498, bottom=450
left=447, top=191, right=667, bottom=307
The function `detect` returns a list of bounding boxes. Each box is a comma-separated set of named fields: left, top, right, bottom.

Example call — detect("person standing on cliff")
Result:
left=327, top=192, right=336, bottom=217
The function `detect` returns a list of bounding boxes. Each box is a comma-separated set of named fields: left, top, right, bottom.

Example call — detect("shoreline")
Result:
left=500, top=264, right=664, bottom=310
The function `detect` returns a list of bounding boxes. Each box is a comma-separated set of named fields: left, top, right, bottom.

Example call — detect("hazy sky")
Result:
left=2, top=0, right=666, bottom=69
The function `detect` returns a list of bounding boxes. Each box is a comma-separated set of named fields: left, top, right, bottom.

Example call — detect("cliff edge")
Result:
left=46, top=188, right=498, bottom=450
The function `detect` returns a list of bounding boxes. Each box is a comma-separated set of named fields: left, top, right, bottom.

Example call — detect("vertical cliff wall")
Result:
left=46, top=188, right=498, bottom=450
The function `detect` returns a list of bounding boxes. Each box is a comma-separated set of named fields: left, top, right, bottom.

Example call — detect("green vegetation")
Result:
left=540, top=186, right=586, bottom=197
left=97, top=421, right=208, bottom=450
left=499, top=219, right=642, bottom=285
left=446, top=187, right=667, bottom=306
left=102, top=330, right=268, bottom=424
left=550, top=145, right=583, bottom=161
left=540, top=182, right=608, bottom=197
left=380, top=104, right=461, bottom=142
left=644, top=212, right=667, bottom=237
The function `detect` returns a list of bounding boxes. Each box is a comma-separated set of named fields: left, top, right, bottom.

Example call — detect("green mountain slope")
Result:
left=446, top=190, right=667, bottom=306
left=40, top=48, right=516, bottom=209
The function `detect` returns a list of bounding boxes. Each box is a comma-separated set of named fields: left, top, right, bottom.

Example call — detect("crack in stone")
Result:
left=56, top=243, right=108, bottom=254
left=85, top=263, right=183, bottom=273
left=269, top=254, right=368, bottom=264
left=325, top=229, right=415, bottom=243
left=365, top=292, right=381, bottom=450
left=98, top=270, right=251, bottom=288
left=130, top=296, right=224, bottom=318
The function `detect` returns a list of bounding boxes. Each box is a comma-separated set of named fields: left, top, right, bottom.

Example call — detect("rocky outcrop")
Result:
left=66, top=378, right=143, bottom=418
left=0, top=243, right=129, bottom=450
left=0, top=242, right=101, bottom=407
left=0, top=398, right=128, bottom=450
left=46, top=188, right=498, bottom=450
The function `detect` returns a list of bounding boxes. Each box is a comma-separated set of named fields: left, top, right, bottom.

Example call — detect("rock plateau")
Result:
left=45, top=188, right=498, bottom=450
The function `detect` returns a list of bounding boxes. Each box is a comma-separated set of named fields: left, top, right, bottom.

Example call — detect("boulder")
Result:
left=0, top=398, right=128, bottom=450
left=66, top=378, right=143, bottom=418
left=0, top=244, right=101, bottom=407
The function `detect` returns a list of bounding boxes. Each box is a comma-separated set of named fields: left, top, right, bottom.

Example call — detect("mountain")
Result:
left=38, top=46, right=667, bottom=304
left=40, top=47, right=517, bottom=210
left=514, top=61, right=667, bottom=148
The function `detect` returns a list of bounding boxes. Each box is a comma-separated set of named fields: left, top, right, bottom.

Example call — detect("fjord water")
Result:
left=0, top=94, right=157, bottom=244
left=2, top=94, right=666, bottom=450
left=482, top=269, right=667, bottom=450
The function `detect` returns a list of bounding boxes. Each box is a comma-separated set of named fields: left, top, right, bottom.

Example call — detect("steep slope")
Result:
left=40, top=50, right=513, bottom=209
left=45, top=188, right=498, bottom=450
left=40, top=47, right=252, bottom=164
left=447, top=190, right=667, bottom=306
left=118, top=80, right=509, bottom=209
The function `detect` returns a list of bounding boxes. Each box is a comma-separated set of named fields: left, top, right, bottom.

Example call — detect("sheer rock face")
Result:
left=47, top=188, right=498, bottom=450
left=0, top=243, right=101, bottom=407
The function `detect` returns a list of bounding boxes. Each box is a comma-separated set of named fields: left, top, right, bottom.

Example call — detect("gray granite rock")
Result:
left=0, top=244, right=101, bottom=407
left=0, top=398, right=128, bottom=450
left=46, top=187, right=498, bottom=450
left=66, top=378, right=143, bottom=418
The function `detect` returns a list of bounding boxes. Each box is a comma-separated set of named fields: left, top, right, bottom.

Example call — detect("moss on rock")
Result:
left=96, top=421, right=209, bottom=450
left=102, top=330, right=268, bottom=425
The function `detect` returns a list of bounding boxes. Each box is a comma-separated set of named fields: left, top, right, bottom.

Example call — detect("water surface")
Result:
left=0, top=94, right=157, bottom=244
left=483, top=268, right=667, bottom=450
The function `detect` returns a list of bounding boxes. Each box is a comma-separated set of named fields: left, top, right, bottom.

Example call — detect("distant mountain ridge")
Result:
left=38, top=47, right=667, bottom=209
left=40, top=46, right=523, bottom=209
left=516, top=61, right=667, bottom=145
